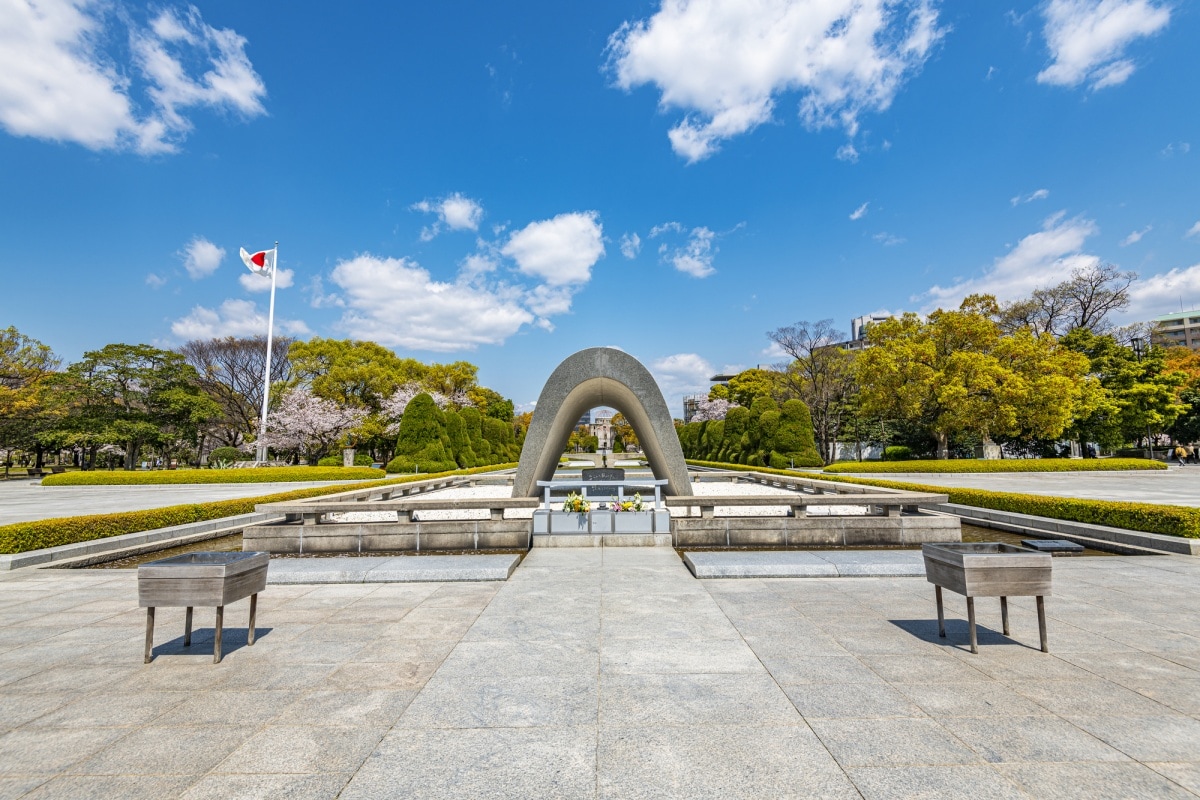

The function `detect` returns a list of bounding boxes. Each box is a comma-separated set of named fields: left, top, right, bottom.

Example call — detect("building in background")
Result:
left=1151, top=311, right=1200, bottom=350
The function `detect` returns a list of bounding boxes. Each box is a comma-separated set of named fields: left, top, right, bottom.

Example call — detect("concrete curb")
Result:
left=266, top=554, right=521, bottom=583
left=683, top=550, right=925, bottom=578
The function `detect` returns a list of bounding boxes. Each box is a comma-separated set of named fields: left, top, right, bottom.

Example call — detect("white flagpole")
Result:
left=256, top=242, right=279, bottom=463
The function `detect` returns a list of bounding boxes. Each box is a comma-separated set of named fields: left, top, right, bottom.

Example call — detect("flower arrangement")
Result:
left=613, top=492, right=644, bottom=512
left=562, top=491, right=590, bottom=513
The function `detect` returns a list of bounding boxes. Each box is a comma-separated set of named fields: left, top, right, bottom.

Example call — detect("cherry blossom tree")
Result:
left=379, top=384, right=473, bottom=435
left=258, top=388, right=367, bottom=463
left=691, top=397, right=736, bottom=422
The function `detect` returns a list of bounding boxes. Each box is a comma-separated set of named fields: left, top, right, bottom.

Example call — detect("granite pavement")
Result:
left=1, top=549, right=1199, bottom=798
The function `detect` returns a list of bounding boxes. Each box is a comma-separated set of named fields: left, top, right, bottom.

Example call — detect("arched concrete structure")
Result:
left=513, top=347, right=694, bottom=497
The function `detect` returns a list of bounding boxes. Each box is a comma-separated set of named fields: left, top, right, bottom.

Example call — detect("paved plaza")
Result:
left=2, top=549, right=1199, bottom=798
left=0, top=480, right=376, bottom=526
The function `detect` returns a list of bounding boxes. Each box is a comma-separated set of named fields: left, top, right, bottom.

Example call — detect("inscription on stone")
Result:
left=581, top=468, right=625, bottom=482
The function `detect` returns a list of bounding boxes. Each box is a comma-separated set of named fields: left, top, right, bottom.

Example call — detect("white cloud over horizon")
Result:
left=181, top=236, right=224, bottom=279
left=329, top=254, right=534, bottom=352
left=922, top=211, right=1100, bottom=310
left=606, top=0, right=944, bottom=162
left=650, top=352, right=714, bottom=412
left=171, top=298, right=310, bottom=340
left=0, top=1, right=266, bottom=154
left=1037, top=0, right=1170, bottom=90
left=1126, top=263, right=1200, bottom=319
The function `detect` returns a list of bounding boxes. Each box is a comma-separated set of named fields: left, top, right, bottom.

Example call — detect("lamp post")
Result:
left=1130, top=337, right=1155, bottom=460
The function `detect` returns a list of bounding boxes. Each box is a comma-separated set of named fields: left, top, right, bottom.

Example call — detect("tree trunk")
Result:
left=935, top=431, right=949, bottom=460
left=125, top=440, right=137, bottom=470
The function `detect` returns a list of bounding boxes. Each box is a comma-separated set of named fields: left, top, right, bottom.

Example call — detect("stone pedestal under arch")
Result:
left=513, top=347, right=694, bottom=497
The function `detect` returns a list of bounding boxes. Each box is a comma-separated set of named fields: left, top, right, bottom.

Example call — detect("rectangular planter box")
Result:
left=139, top=551, right=269, bottom=608
left=612, top=511, right=653, bottom=534
left=549, top=511, right=591, bottom=534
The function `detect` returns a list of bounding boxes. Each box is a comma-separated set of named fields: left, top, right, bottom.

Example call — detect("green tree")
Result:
left=289, top=338, right=428, bottom=411
left=1061, top=329, right=1185, bottom=450
left=726, top=369, right=780, bottom=408
left=856, top=296, right=1094, bottom=458
left=0, top=327, right=62, bottom=472
left=58, top=344, right=219, bottom=469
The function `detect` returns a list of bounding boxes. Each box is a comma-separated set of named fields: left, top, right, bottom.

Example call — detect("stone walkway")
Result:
left=1, top=550, right=1199, bottom=798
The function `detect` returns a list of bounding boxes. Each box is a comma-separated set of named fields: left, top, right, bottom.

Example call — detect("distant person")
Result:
left=1188, top=444, right=1197, bottom=464
left=1174, top=445, right=1187, bottom=466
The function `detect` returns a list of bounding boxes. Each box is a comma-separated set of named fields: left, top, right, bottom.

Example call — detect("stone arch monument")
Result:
left=513, top=347, right=694, bottom=497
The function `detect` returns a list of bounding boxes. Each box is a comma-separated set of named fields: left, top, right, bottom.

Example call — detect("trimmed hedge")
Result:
left=209, top=447, right=249, bottom=463
left=42, top=467, right=386, bottom=485
left=685, top=459, right=1200, bottom=540
left=822, top=458, right=1167, bottom=474
left=0, top=463, right=518, bottom=554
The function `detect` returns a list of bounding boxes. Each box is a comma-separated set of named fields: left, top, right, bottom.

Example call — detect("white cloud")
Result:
left=873, top=232, right=905, bottom=246
left=606, top=0, right=945, bottom=162
left=1011, top=188, right=1050, bottom=206
left=651, top=223, right=721, bottom=277
left=650, top=353, right=715, bottom=410
left=620, top=232, right=642, bottom=259
left=923, top=211, right=1100, bottom=310
left=171, top=298, right=309, bottom=340
left=850, top=202, right=869, bottom=220
left=181, top=236, right=224, bottom=279
left=329, top=254, right=535, bottom=352
left=1161, top=142, right=1190, bottom=157
left=501, top=212, right=605, bottom=285
left=649, top=222, right=685, bottom=237
left=460, top=253, right=498, bottom=278
left=145, top=273, right=167, bottom=289
left=0, top=1, right=266, bottom=154
left=835, top=143, right=860, bottom=163
left=1126, top=264, right=1200, bottom=319
left=1186, top=221, right=1200, bottom=239
left=239, top=267, right=295, bottom=292
left=1037, top=0, right=1170, bottom=90
left=411, top=193, right=484, bottom=239
left=1120, top=225, right=1151, bottom=246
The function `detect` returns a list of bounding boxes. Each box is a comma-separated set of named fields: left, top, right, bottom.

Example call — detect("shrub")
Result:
left=391, top=393, right=456, bottom=473
left=316, top=453, right=375, bottom=467
left=822, top=458, right=1166, bottom=474
left=1, top=463, right=517, bottom=554
left=208, top=447, right=248, bottom=464
left=685, top=459, right=1198, bottom=540
left=41, top=467, right=385, bottom=485
left=882, top=446, right=913, bottom=461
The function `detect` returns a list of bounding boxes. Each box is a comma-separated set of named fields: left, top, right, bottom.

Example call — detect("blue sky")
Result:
left=2, top=1, right=1198, bottom=414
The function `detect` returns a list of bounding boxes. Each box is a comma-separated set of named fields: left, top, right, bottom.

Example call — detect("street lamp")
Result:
left=1130, top=337, right=1155, bottom=460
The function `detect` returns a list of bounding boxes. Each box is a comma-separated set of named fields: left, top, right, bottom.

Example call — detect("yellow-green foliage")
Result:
left=822, top=458, right=1166, bottom=474
left=41, top=467, right=386, bottom=486
left=684, top=459, right=1199, bottom=539
left=1, top=464, right=516, bottom=554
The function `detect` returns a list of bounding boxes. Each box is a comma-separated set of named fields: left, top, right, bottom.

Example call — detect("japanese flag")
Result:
left=240, top=247, right=275, bottom=275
